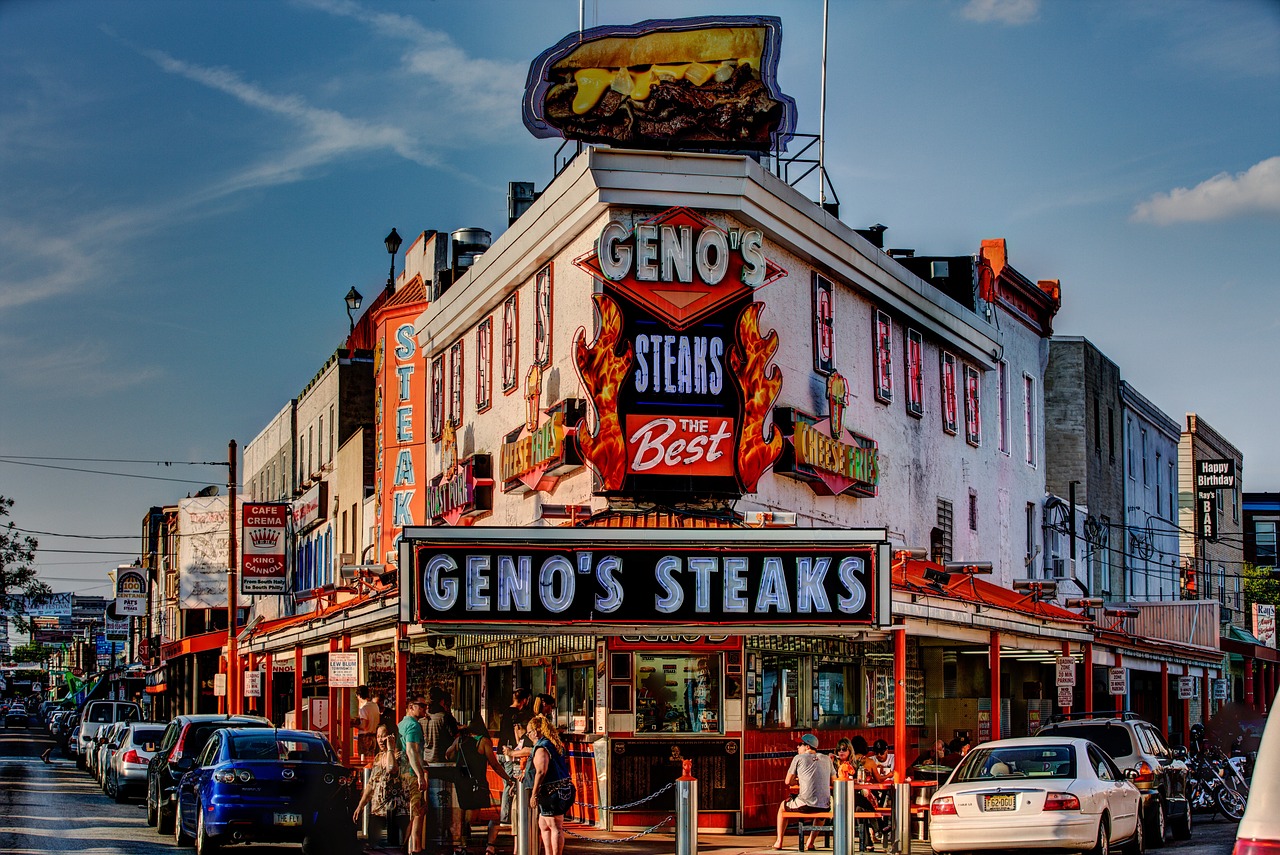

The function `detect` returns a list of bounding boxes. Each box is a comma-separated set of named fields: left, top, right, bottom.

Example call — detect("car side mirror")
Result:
left=1171, top=746, right=1188, bottom=761
left=1123, top=768, right=1139, bottom=780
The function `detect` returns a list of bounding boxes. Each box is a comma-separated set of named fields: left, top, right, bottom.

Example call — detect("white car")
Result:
left=1235, top=704, right=1280, bottom=854
left=930, top=736, right=1143, bottom=855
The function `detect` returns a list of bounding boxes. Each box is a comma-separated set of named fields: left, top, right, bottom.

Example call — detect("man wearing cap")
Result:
left=772, top=733, right=833, bottom=850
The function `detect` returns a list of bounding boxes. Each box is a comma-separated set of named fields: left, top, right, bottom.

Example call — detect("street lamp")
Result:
left=384, top=227, right=402, bottom=294
left=344, top=287, right=363, bottom=333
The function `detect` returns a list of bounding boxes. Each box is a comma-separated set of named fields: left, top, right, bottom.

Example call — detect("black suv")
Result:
left=146, top=714, right=272, bottom=833
left=1036, top=712, right=1191, bottom=846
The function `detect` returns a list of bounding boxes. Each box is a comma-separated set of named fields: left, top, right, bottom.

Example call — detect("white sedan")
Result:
left=930, top=736, right=1143, bottom=855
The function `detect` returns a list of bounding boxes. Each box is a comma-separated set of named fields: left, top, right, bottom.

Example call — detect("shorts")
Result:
left=399, top=766, right=424, bottom=813
left=783, top=797, right=826, bottom=812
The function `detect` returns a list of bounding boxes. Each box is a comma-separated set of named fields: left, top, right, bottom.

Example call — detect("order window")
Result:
left=635, top=653, right=721, bottom=734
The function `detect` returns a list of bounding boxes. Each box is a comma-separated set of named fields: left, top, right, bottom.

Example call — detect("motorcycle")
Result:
left=1187, top=748, right=1248, bottom=821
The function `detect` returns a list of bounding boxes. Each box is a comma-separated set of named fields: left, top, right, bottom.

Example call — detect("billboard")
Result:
left=178, top=495, right=229, bottom=609
left=523, top=16, right=796, bottom=152
left=1255, top=603, right=1277, bottom=649
left=241, top=503, right=289, bottom=595
left=376, top=311, right=428, bottom=568
left=114, top=566, right=147, bottom=617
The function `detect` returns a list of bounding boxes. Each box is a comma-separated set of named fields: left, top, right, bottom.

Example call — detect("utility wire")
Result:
left=0, top=455, right=226, bottom=466
left=0, top=458, right=226, bottom=486
left=13, top=527, right=134, bottom=540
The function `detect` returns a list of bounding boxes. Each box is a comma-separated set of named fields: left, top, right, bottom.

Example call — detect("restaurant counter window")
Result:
left=556, top=661, right=596, bottom=734
left=760, top=653, right=805, bottom=729
left=636, top=653, right=721, bottom=734
left=816, top=662, right=859, bottom=729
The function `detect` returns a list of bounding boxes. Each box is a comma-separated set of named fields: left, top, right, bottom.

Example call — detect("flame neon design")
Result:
left=729, top=301, right=783, bottom=492
left=572, top=293, right=633, bottom=491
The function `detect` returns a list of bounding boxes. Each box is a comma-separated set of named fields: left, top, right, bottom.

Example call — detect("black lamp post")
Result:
left=384, top=227, right=402, bottom=294
left=344, top=287, right=362, bottom=333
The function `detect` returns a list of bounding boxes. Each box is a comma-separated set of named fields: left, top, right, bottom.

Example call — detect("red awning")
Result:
left=893, top=556, right=1092, bottom=624
left=159, top=630, right=226, bottom=661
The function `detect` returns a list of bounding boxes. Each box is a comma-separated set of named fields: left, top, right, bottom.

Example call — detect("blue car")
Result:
left=173, top=727, right=357, bottom=855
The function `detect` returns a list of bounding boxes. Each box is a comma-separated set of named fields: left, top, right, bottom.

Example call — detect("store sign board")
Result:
left=1254, top=603, right=1276, bottom=649
left=523, top=15, right=796, bottom=152
left=1108, top=667, right=1127, bottom=696
left=241, top=503, right=289, bottom=594
left=329, top=653, right=359, bottom=689
left=425, top=454, right=494, bottom=526
left=115, top=567, right=148, bottom=617
left=178, top=495, right=229, bottom=610
left=402, top=526, right=889, bottom=628
left=573, top=207, right=786, bottom=497
left=1055, top=656, right=1076, bottom=688
left=500, top=402, right=586, bottom=494
left=1195, top=459, right=1236, bottom=490
left=292, top=483, right=326, bottom=531
left=1197, top=490, right=1218, bottom=542
left=773, top=407, right=878, bottom=498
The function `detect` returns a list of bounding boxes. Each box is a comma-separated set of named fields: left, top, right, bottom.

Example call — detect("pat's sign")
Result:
left=573, top=206, right=786, bottom=497
left=401, top=527, right=890, bottom=628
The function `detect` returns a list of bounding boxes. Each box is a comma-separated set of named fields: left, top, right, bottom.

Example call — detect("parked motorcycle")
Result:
left=1187, top=747, right=1248, bottom=821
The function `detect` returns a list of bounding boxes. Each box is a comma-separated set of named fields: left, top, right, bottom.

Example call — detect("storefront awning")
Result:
left=1221, top=623, right=1280, bottom=663
left=893, top=556, right=1092, bottom=624
left=160, top=630, right=226, bottom=661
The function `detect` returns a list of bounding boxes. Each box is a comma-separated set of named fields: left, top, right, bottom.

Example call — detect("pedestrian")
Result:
left=532, top=692, right=556, bottom=724
left=352, top=724, right=407, bottom=824
left=357, top=685, right=381, bottom=757
left=528, top=714, right=573, bottom=855
left=772, top=733, right=832, bottom=850
left=398, top=699, right=429, bottom=855
left=498, top=688, right=533, bottom=826
left=448, top=715, right=514, bottom=855
left=423, top=687, right=462, bottom=853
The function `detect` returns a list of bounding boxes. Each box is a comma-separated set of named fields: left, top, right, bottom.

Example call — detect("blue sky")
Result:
left=1, top=0, right=1277, bottom=596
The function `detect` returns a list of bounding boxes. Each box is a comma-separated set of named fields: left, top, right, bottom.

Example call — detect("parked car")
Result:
left=1235, top=703, right=1280, bottom=854
left=173, top=727, right=357, bottom=855
left=929, top=736, right=1143, bottom=855
left=1036, top=712, right=1191, bottom=844
left=75, top=700, right=141, bottom=770
left=147, top=714, right=273, bottom=834
left=48, top=710, right=71, bottom=734
left=5, top=705, right=29, bottom=728
left=67, top=724, right=81, bottom=759
left=95, top=720, right=134, bottom=785
left=105, top=722, right=166, bottom=803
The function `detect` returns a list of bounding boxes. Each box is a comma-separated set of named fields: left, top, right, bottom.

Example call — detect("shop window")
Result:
left=759, top=653, right=803, bottom=729
left=430, top=355, right=444, bottom=440
left=449, top=339, right=463, bottom=427
left=905, top=328, right=924, bottom=418
left=636, top=652, right=721, bottom=734
left=455, top=672, right=481, bottom=731
left=486, top=666, right=514, bottom=732
left=964, top=364, right=981, bottom=446
left=476, top=317, right=492, bottom=412
left=556, top=662, right=596, bottom=734
left=816, top=663, right=857, bottom=728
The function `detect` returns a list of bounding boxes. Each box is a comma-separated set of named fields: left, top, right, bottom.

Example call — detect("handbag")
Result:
left=537, top=777, right=576, bottom=816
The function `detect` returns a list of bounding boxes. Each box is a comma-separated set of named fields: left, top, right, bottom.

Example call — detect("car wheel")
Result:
left=103, top=768, right=113, bottom=797
left=1144, top=799, right=1165, bottom=848
left=196, top=803, right=219, bottom=855
left=1170, top=802, right=1192, bottom=840
left=112, top=771, right=129, bottom=804
left=174, top=799, right=193, bottom=847
left=76, top=752, right=86, bottom=771
left=1126, top=813, right=1145, bottom=855
left=1089, top=817, right=1110, bottom=855
left=145, top=783, right=158, bottom=826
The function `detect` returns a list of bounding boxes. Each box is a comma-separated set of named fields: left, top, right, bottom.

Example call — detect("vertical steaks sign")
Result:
left=573, top=206, right=787, bottom=497
left=400, top=526, right=890, bottom=628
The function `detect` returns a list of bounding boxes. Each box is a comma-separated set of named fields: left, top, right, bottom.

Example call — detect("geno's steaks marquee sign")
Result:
left=400, top=527, right=889, bottom=628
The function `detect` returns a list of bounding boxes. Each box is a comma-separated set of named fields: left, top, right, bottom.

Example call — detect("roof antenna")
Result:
left=818, top=0, right=829, bottom=206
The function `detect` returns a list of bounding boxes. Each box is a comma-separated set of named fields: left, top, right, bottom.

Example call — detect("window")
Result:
left=1256, top=520, right=1277, bottom=564
left=905, top=328, right=924, bottom=418
left=476, top=317, right=492, bottom=412
left=935, top=499, right=954, bottom=563
left=448, top=340, right=463, bottom=427
left=533, top=263, right=552, bottom=367
left=964, top=364, right=981, bottom=446
left=501, top=293, right=519, bottom=393
left=1108, top=408, right=1115, bottom=463
left=636, top=652, right=721, bottom=733
left=318, top=414, right=324, bottom=465
left=430, top=355, right=444, bottom=439
left=1232, top=486, right=1239, bottom=523
left=1026, top=503, right=1037, bottom=573
left=1093, top=402, right=1101, bottom=458
left=997, top=360, right=1009, bottom=453
left=556, top=662, right=597, bottom=734
left=1141, top=428, right=1148, bottom=485
left=1167, top=462, right=1174, bottom=520
left=1156, top=453, right=1163, bottom=514
left=1023, top=374, right=1037, bottom=466
left=1127, top=418, right=1135, bottom=479
left=940, top=352, right=958, bottom=435
left=759, top=653, right=802, bottom=729
left=307, top=426, right=314, bottom=476
left=873, top=310, right=893, bottom=403
left=813, top=274, right=834, bottom=375
left=969, top=490, right=979, bottom=532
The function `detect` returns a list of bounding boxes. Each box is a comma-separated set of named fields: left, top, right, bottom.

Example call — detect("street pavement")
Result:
left=1, top=721, right=1241, bottom=855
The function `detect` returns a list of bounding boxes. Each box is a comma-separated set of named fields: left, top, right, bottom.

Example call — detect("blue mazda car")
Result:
left=173, top=727, right=357, bottom=855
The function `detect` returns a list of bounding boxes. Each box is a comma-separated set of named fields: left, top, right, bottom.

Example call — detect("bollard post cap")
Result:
left=678, top=758, right=695, bottom=781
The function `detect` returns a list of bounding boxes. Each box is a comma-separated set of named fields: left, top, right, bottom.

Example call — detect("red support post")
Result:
left=893, top=621, right=907, bottom=784
left=990, top=631, right=1002, bottom=741
left=294, top=645, right=304, bottom=728
left=1061, top=640, right=1073, bottom=717
left=339, top=634, right=351, bottom=767
left=1115, top=651, right=1124, bottom=714
left=1083, top=641, right=1094, bottom=716
left=263, top=653, right=273, bottom=723
left=395, top=624, right=408, bottom=723
left=246, top=651, right=257, bottom=716
left=1160, top=661, right=1169, bottom=741
left=1181, top=668, right=1191, bottom=749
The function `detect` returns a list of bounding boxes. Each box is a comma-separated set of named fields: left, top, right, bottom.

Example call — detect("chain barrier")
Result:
left=573, top=780, right=676, bottom=812
left=563, top=815, right=674, bottom=843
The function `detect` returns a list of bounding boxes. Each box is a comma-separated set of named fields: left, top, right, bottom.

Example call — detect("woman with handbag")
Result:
left=447, top=717, right=514, bottom=855
left=528, top=714, right=573, bottom=855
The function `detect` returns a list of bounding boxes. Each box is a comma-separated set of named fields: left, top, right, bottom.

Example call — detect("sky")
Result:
left=1, top=0, right=1277, bottom=599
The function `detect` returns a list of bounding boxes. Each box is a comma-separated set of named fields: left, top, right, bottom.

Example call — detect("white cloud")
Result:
left=961, top=0, right=1040, bottom=26
left=1132, top=156, right=1280, bottom=224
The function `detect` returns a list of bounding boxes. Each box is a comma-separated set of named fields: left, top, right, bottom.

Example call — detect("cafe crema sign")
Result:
left=399, top=527, right=889, bottom=628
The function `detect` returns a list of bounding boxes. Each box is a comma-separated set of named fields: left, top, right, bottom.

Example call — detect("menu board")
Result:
left=610, top=738, right=739, bottom=811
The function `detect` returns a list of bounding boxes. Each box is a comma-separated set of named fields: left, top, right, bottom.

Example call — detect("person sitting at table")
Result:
left=872, top=739, right=894, bottom=780
left=852, top=736, right=889, bottom=845
left=771, top=734, right=832, bottom=850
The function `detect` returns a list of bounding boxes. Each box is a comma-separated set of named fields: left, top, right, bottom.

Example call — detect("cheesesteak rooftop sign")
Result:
left=400, top=527, right=889, bottom=628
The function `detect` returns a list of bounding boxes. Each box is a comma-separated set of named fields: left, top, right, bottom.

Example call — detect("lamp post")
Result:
left=344, top=287, right=362, bottom=333
left=384, top=228, right=402, bottom=294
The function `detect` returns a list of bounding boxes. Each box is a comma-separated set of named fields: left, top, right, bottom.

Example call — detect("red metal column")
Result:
left=395, top=624, right=408, bottom=723
left=263, top=653, right=273, bottom=722
left=294, top=645, right=304, bottom=727
left=1083, top=641, right=1094, bottom=716
left=1245, top=659, right=1256, bottom=709
left=1115, top=651, right=1124, bottom=714
left=1160, top=661, right=1169, bottom=740
left=990, top=631, right=1002, bottom=741
left=338, top=634, right=351, bottom=767
left=246, top=651, right=257, bottom=715
left=1061, top=640, right=1073, bottom=716
left=893, top=622, right=907, bottom=784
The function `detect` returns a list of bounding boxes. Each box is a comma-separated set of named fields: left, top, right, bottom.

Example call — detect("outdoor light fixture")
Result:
left=923, top=567, right=952, bottom=586
left=896, top=547, right=928, bottom=559
left=384, top=227, right=402, bottom=293
left=344, top=286, right=363, bottom=333
left=1103, top=606, right=1141, bottom=618
left=1013, top=579, right=1057, bottom=601
left=944, top=561, right=994, bottom=575
left=1065, top=597, right=1105, bottom=610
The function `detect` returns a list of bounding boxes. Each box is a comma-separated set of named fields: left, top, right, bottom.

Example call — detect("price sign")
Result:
left=329, top=652, right=359, bottom=688
left=1108, top=667, right=1127, bottom=695
left=1056, top=655, right=1076, bottom=688
left=1178, top=676, right=1195, bottom=700
left=1058, top=686, right=1074, bottom=709
left=213, top=673, right=227, bottom=697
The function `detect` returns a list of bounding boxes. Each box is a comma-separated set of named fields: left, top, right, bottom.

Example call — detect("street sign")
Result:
left=1055, top=655, right=1076, bottom=687
left=1178, top=676, right=1196, bottom=700
left=1108, top=667, right=1127, bottom=695
left=1057, top=686, right=1074, bottom=709
left=329, top=652, right=359, bottom=688
left=1213, top=678, right=1229, bottom=700
left=213, top=673, right=227, bottom=697
left=244, top=670, right=262, bottom=697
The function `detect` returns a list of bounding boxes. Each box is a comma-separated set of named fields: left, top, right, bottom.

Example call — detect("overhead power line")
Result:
left=0, top=455, right=227, bottom=466
left=0, top=458, right=227, bottom=486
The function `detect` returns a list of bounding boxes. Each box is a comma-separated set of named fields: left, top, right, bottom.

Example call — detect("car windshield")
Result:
left=229, top=734, right=334, bottom=762
left=953, top=745, right=1077, bottom=781
left=1042, top=724, right=1134, bottom=759
left=88, top=705, right=114, bottom=723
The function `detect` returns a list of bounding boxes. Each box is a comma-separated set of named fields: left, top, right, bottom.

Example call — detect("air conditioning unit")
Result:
left=339, top=553, right=355, bottom=566
left=1050, top=557, right=1066, bottom=578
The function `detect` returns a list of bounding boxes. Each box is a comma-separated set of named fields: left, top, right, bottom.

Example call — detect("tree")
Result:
left=12, top=641, right=51, bottom=663
left=1, top=495, right=52, bottom=634
left=1242, top=562, right=1280, bottom=608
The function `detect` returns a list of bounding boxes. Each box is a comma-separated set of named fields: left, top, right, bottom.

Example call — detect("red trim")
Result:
left=160, top=630, right=225, bottom=661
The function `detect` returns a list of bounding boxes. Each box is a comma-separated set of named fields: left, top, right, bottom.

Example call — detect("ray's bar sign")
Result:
left=399, top=527, right=890, bottom=628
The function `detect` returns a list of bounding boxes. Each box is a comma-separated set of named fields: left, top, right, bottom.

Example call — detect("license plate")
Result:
left=984, top=794, right=1016, bottom=811
left=274, top=813, right=302, bottom=827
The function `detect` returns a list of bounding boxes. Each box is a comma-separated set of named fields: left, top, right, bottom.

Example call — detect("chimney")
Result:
left=508, top=181, right=538, bottom=226
left=980, top=238, right=1007, bottom=279
left=855, top=224, right=887, bottom=249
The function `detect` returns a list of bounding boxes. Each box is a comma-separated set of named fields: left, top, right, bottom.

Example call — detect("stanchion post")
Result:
left=893, top=782, right=912, bottom=854
left=515, top=757, right=536, bottom=855
left=675, top=759, right=698, bottom=855
left=832, top=770, right=852, bottom=855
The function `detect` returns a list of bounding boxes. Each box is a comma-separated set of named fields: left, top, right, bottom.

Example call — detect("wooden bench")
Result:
left=782, top=807, right=893, bottom=851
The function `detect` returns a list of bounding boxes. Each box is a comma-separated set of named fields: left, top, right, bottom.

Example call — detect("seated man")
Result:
left=772, top=734, right=833, bottom=850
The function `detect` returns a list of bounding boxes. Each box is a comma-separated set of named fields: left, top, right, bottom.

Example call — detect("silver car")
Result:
left=105, top=722, right=166, bottom=803
left=93, top=720, right=130, bottom=784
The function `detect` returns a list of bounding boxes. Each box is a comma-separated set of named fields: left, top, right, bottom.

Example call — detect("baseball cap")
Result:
left=797, top=733, right=819, bottom=749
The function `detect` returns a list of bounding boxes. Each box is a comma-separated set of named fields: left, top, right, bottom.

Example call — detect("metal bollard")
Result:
left=913, top=784, right=929, bottom=842
left=360, top=767, right=372, bottom=841
left=515, top=757, right=537, bottom=855
left=893, top=782, right=912, bottom=854
left=832, top=774, right=853, bottom=855
left=675, top=759, right=698, bottom=855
